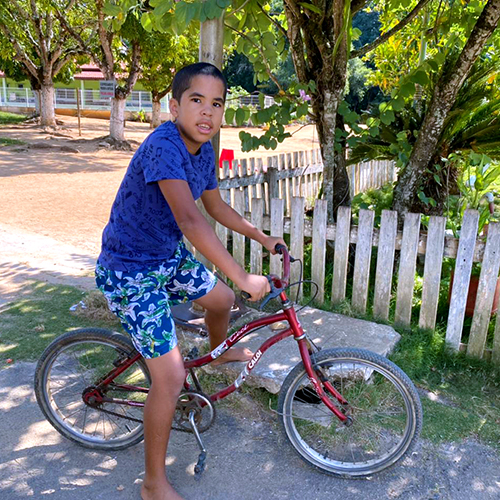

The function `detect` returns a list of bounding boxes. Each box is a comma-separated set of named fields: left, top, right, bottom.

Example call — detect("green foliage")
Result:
left=0, top=0, right=94, bottom=85
left=350, top=183, right=394, bottom=226
left=138, top=28, right=198, bottom=98
left=390, top=326, right=500, bottom=448
left=444, top=152, right=500, bottom=236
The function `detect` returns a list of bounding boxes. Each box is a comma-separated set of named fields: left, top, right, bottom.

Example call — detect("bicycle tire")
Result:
left=34, top=328, right=150, bottom=451
left=278, top=347, right=422, bottom=477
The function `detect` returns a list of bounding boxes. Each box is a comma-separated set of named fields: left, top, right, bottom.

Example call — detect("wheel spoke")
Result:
left=278, top=348, right=422, bottom=477
left=36, top=331, right=150, bottom=449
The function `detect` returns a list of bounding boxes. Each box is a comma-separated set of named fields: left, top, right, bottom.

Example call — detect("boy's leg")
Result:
left=194, top=280, right=253, bottom=364
left=141, top=347, right=186, bottom=500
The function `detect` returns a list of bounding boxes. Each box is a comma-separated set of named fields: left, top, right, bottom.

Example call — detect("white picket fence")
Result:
left=193, top=193, right=500, bottom=363
left=218, top=149, right=396, bottom=209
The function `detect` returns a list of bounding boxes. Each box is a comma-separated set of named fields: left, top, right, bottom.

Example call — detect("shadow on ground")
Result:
left=1, top=360, right=500, bottom=500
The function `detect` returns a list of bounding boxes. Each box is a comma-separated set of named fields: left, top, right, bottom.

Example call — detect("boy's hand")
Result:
left=263, top=236, right=287, bottom=255
left=237, top=273, right=270, bottom=302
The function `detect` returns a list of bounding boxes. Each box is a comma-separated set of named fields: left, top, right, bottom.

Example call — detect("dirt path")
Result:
left=0, top=115, right=318, bottom=256
left=0, top=114, right=318, bottom=305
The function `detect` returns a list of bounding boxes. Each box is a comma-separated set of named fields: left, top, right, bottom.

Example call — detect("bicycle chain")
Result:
left=92, top=404, right=144, bottom=424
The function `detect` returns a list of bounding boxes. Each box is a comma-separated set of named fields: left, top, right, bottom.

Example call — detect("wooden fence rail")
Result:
left=192, top=195, right=500, bottom=363
left=218, top=149, right=396, bottom=215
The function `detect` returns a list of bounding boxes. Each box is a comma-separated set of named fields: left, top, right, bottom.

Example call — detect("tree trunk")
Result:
left=109, top=97, right=127, bottom=142
left=393, top=0, right=500, bottom=217
left=32, top=90, right=41, bottom=115
left=315, top=93, right=350, bottom=221
left=39, top=83, right=56, bottom=127
left=151, top=97, right=162, bottom=129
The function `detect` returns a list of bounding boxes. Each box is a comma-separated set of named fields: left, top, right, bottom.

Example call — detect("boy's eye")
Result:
left=192, top=98, right=201, bottom=103
left=213, top=102, right=222, bottom=108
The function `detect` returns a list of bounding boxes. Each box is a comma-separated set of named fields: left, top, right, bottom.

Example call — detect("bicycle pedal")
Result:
left=194, top=451, right=206, bottom=480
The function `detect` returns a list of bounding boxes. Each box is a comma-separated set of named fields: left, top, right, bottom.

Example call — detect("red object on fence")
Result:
left=219, top=148, right=234, bottom=170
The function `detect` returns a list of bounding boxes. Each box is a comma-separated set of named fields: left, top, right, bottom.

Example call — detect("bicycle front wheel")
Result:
left=278, top=348, right=422, bottom=477
left=35, top=328, right=150, bottom=450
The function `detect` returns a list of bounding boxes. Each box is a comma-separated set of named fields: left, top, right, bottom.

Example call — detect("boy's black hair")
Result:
left=172, top=62, right=227, bottom=102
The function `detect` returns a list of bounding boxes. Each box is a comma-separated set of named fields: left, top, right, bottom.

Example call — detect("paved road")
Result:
left=1, top=361, right=500, bottom=500
left=1, top=226, right=500, bottom=499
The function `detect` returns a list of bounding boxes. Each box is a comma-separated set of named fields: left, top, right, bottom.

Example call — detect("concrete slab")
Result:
left=190, top=306, right=401, bottom=394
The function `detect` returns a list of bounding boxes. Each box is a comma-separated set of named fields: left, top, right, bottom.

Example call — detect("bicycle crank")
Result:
left=173, top=391, right=215, bottom=479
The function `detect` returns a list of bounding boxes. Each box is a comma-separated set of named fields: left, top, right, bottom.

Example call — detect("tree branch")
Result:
left=0, top=23, right=39, bottom=80
left=257, top=2, right=288, bottom=39
left=283, top=2, right=310, bottom=83
left=122, top=40, right=142, bottom=95
left=224, top=23, right=284, bottom=91
left=29, top=0, right=49, bottom=65
left=351, top=0, right=433, bottom=59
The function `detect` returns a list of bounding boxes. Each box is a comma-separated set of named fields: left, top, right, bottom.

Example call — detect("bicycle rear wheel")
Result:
left=278, top=348, right=422, bottom=477
left=34, top=328, right=150, bottom=450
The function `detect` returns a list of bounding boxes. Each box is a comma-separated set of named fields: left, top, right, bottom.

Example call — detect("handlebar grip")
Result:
left=241, top=291, right=251, bottom=300
left=275, top=243, right=287, bottom=254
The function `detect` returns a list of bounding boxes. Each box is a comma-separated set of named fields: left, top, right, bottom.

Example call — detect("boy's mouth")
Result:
left=197, top=122, right=212, bottom=134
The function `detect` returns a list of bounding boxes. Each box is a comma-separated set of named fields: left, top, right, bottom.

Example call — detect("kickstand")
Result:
left=188, top=410, right=207, bottom=480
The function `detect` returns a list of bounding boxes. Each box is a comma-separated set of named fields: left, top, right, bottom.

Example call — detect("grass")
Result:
left=0, top=111, right=28, bottom=125
left=0, top=137, right=26, bottom=146
left=0, top=282, right=119, bottom=365
left=2, top=280, right=500, bottom=451
left=390, top=326, right=500, bottom=449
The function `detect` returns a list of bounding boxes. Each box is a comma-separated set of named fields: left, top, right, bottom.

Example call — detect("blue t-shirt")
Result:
left=98, top=121, right=218, bottom=271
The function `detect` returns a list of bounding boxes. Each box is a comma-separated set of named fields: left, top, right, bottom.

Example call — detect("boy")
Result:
left=95, top=62, right=286, bottom=500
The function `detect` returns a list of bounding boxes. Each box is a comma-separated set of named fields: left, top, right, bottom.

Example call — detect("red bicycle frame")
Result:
left=87, top=247, right=349, bottom=423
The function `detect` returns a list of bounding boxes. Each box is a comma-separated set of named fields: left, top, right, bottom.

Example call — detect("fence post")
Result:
left=268, top=157, right=279, bottom=201
left=270, top=198, right=285, bottom=277
left=419, top=216, right=446, bottom=330
left=394, top=212, right=421, bottom=327
left=373, top=210, right=398, bottom=320
left=468, top=222, right=500, bottom=358
left=332, top=206, right=351, bottom=305
left=232, top=190, right=246, bottom=269
left=352, top=209, right=375, bottom=313
left=446, top=210, right=479, bottom=350
left=290, top=197, right=305, bottom=302
left=250, top=198, right=264, bottom=275
left=311, top=199, right=328, bottom=304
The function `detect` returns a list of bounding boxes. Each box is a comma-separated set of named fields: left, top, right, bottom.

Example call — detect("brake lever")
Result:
left=259, top=275, right=282, bottom=311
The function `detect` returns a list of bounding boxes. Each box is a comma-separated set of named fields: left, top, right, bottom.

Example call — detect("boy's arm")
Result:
left=158, top=179, right=269, bottom=300
left=200, top=187, right=286, bottom=254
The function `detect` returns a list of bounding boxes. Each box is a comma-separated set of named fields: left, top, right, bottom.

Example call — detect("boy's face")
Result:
left=169, top=74, right=225, bottom=155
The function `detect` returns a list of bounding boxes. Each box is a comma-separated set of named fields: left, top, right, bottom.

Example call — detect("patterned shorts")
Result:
left=95, top=242, right=218, bottom=359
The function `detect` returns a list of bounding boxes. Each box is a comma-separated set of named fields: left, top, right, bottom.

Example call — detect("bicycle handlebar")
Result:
left=241, top=244, right=291, bottom=301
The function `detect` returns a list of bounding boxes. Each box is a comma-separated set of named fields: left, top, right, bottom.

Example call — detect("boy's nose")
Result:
left=201, top=104, right=213, bottom=116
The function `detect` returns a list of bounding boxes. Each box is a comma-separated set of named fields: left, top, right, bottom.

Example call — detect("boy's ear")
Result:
left=169, top=98, right=179, bottom=118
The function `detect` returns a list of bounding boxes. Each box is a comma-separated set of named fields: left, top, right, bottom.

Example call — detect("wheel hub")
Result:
left=82, top=386, right=105, bottom=407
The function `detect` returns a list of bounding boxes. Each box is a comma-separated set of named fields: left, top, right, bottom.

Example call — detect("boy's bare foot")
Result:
left=141, top=480, right=185, bottom=500
left=211, top=346, right=253, bottom=366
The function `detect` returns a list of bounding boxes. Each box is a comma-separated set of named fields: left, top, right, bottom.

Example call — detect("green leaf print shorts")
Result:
left=95, top=242, right=218, bottom=359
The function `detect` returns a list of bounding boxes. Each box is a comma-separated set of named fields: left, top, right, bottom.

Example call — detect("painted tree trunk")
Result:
left=109, top=97, right=127, bottom=142
left=39, top=83, right=56, bottom=127
left=151, top=98, right=162, bottom=129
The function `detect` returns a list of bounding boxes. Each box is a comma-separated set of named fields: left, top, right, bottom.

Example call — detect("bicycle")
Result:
left=34, top=246, right=422, bottom=478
